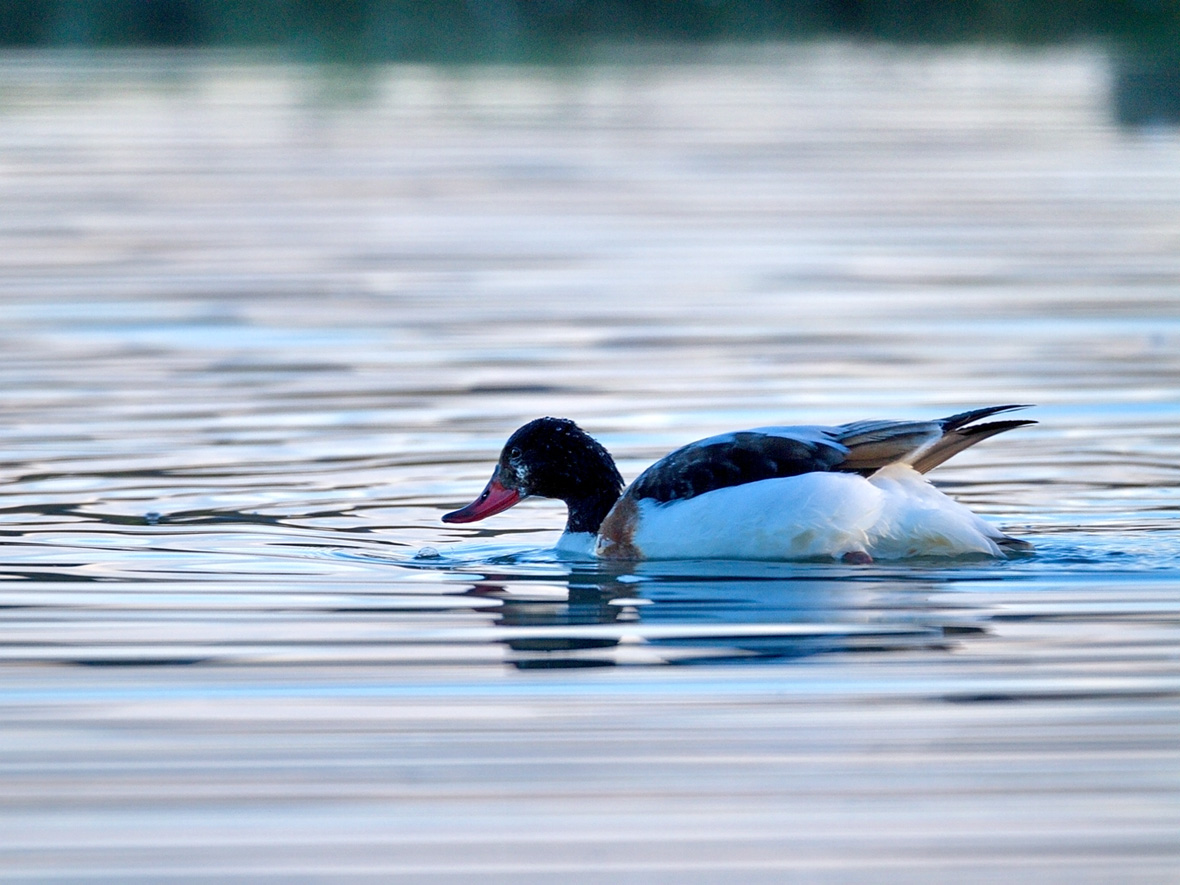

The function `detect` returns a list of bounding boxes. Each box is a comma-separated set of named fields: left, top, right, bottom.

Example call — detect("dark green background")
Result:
left=0, top=1, right=1176, bottom=61
left=2, top=2, right=1177, bottom=125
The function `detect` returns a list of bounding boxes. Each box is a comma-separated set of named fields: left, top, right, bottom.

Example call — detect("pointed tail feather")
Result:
left=836, top=405, right=1035, bottom=475
left=911, top=406, right=1036, bottom=474
left=940, top=404, right=1034, bottom=433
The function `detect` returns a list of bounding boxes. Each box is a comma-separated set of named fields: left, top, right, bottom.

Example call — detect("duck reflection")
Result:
left=463, top=562, right=986, bottom=668
left=465, top=567, right=639, bottom=668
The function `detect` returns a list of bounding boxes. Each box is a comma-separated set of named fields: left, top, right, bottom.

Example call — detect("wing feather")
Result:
left=836, top=405, right=1035, bottom=476
left=624, top=406, right=1035, bottom=502
left=627, top=431, right=847, bottom=503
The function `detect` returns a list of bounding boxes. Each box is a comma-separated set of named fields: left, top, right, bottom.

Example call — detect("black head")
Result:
left=442, top=417, right=624, bottom=534
left=497, top=417, right=622, bottom=499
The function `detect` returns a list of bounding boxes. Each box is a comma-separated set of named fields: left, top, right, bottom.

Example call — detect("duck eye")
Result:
left=509, top=446, right=523, bottom=461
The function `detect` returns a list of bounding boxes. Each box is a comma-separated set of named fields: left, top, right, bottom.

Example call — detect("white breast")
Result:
left=555, top=531, right=597, bottom=558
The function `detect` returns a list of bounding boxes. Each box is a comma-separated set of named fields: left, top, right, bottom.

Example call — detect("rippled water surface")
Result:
left=1, top=46, right=1178, bottom=881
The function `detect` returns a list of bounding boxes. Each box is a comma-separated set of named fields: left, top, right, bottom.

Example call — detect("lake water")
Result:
left=1, top=45, right=1178, bottom=882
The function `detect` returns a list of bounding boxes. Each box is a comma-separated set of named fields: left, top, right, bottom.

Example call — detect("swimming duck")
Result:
left=442, top=405, right=1034, bottom=562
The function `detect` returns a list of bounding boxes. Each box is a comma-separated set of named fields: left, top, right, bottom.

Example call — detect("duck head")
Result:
left=442, top=417, right=624, bottom=534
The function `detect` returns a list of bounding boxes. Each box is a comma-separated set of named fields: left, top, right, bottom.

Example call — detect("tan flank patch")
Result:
left=596, top=495, right=642, bottom=560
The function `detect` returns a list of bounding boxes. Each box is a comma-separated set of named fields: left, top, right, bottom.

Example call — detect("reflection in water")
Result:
left=484, top=572, right=636, bottom=665
left=452, top=560, right=983, bottom=668
left=487, top=571, right=975, bottom=668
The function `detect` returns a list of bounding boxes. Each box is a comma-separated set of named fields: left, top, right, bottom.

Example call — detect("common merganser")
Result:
left=442, top=405, right=1035, bottom=562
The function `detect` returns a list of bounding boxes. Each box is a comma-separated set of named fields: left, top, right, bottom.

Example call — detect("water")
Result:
left=0, top=46, right=1178, bottom=881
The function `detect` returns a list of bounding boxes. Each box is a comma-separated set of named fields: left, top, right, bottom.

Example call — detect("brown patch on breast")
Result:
left=596, top=495, right=643, bottom=560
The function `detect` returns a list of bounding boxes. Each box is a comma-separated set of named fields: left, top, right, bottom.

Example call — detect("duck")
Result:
left=441, top=405, right=1035, bottom=562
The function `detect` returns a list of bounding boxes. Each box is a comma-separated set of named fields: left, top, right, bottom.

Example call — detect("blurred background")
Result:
left=1, top=2, right=1179, bottom=882
left=3, top=0, right=1180, bottom=124
left=0, top=1, right=1175, bottom=55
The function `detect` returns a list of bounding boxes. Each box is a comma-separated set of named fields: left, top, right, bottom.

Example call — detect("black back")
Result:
left=627, top=432, right=848, bottom=504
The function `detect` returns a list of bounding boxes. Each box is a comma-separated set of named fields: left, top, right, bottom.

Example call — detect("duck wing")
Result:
left=626, top=428, right=849, bottom=504
left=837, top=404, right=1035, bottom=476
left=626, top=405, right=1035, bottom=503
